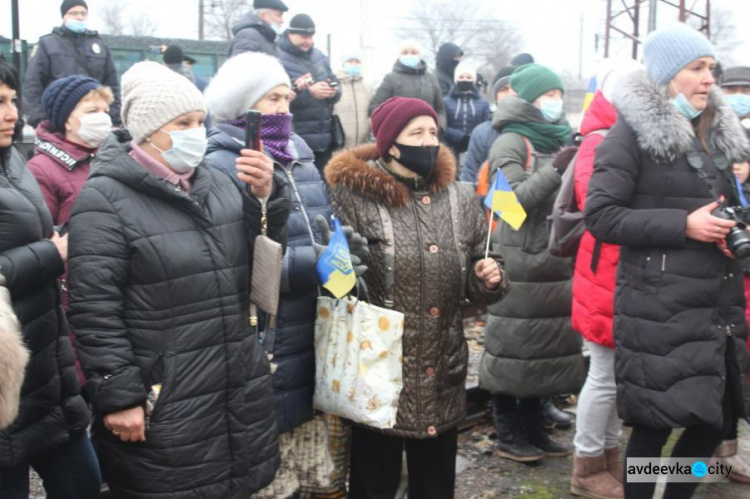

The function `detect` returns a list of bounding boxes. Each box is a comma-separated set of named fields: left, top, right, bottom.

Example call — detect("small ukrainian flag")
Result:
left=316, top=217, right=356, bottom=299
left=582, top=76, right=597, bottom=113
left=483, top=168, right=527, bottom=231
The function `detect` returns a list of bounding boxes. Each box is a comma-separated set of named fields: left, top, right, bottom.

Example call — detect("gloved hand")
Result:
left=314, top=215, right=368, bottom=277
left=552, top=146, right=578, bottom=175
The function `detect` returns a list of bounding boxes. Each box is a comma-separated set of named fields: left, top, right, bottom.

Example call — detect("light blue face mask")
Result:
left=399, top=55, right=420, bottom=69
left=271, top=23, right=284, bottom=36
left=65, top=19, right=87, bottom=33
left=540, top=98, right=564, bottom=122
left=725, top=93, right=750, bottom=118
left=344, top=64, right=362, bottom=76
left=150, top=127, right=208, bottom=173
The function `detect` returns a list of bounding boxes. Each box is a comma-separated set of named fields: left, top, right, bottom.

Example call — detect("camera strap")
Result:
left=685, top=138, right=738, bottom=206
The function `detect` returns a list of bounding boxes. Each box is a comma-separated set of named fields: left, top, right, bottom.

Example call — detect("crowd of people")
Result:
left=1, top=0, right=750, bottom=498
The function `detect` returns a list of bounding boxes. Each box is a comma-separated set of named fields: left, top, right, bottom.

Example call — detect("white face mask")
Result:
left=150, top=127, right=207, bottom=173
left=75, top=112, right=112, bottom=148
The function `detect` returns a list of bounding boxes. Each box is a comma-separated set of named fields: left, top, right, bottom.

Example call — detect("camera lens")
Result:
left=727, top=228, right=750, bottom=259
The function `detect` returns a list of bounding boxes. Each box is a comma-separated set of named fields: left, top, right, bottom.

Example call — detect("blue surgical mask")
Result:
left=344, top=64, right=362, bottom=76
left=149, top=127, right=207, bottom=173
left=271, top=23, right=284, bottom=36
left=540, top=99, right=564, bottom=122
left=670, top=92, right=703, bottom=120
left=399, top=55, right=420, bottom=69
left=65, top=19, right=87, bottom=33
left=725, top=93, right=750, bottom=118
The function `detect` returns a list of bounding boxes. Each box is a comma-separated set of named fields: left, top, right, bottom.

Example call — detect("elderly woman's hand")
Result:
left=475, top=258, right=502, bottom=289
left=236, top=147, right=274, bottom=199
left=104, top=405, right=147, bottom=443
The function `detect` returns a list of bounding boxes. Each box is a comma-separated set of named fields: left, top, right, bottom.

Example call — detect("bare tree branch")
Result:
left=205, top=0, right=252, bottom=41
left=130, top=13, right=158, bottom=37
left=98, top=3, right=126, bottom=36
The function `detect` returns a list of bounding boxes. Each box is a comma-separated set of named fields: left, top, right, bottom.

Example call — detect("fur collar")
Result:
left=613, top=69, right=750, bottom=164
left=324, top=143, right=456, bottom=208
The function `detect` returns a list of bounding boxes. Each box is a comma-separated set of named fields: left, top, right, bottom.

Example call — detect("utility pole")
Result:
left=11, top=0, right=21, bottom=70
left=578, top=11, right=584, bottom=80
left=199, top=0, right=205, bottom=41
left=648, top=0, right=658, bottom=33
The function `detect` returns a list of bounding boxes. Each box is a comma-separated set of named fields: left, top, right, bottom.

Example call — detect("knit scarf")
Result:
left=502, top=121, right=572, bottom=154
left=230, top=113, right=295, bottom=165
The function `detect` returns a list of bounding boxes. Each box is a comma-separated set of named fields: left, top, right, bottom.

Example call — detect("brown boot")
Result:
left=604, top=447, right=623, bottom=484
left=713, top=440, right=750, bottom=484
left=571, top=454, right=624, bottom=499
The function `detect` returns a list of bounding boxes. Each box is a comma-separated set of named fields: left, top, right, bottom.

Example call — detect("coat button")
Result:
left=427, top=426, right=437, bottom=436
left=425, top=366, right=435, bottom=377
left=429, top=245, right=439, bottom=253
left=422, top=196, right=431, bottom=205
left=429, top=307, right=440, bottom=316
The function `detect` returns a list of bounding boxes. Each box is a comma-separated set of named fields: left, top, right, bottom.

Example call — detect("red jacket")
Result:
left=571, top=91, right=619, bottom=348
left=27, top=122, right=94, bottom=225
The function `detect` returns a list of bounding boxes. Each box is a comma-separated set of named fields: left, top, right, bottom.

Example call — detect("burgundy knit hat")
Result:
left=371, top=97, right=439, bottom=157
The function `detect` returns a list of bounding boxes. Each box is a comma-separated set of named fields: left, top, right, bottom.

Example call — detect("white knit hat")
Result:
left=121, top=61, right=206, bottom=144
left=454, top=62, right=477, bottom=83
left=205, top=52, right=291, bottom=123
left=596, top=57, right=644, bottom=102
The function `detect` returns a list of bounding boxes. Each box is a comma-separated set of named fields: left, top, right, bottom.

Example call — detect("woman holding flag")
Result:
left=325, top=96, right=509, bottom=499
left=478, top=63, right=585, bottom=464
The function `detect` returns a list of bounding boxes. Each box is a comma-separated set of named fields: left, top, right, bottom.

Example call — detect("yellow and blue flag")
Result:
left=483, top=168, right=527, bottom=230
left=582, top=76, right=597, bottom=113
left=316, top=217, right=356, bottom=299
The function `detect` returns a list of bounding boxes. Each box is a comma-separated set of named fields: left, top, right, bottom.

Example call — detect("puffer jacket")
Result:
left=277, top=34, right=342, bottom=152
left=435, top=43, right=463, bottom=96
left=443, top=85, right=491, bottom=156
left=26, top=121, right=94, bottom=226
left=0, top=145, right=89, bottom=466
left=571, top=91, right=619, bottom=348
left=205, top=124, right=332, bottom=434
left=460, top=120, right=498, bottom=184
left=368, top=60, right=447, bottom=130
left=325, top=144, right=509, bottom=438
left=585, top=70, right=750, bottom=430
left=334, top=72, right=372, bottom=148
left=479, top=97, right=586, bottom=399
left=67, top=132, right=290, bottom=498
left=23, top=26, right=120, bottom=127
left=229, top=11, right=277, bottom=56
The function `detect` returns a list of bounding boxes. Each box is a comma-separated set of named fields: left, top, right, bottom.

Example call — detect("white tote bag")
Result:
left=313, top=296, right=404, bottom=429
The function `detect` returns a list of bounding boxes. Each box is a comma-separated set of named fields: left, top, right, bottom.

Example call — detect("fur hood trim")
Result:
left=0, top=284, right=29, bottom=430
left=324, top=143, right=456, bottom=208
left=613, top=69, right=750, bottom=163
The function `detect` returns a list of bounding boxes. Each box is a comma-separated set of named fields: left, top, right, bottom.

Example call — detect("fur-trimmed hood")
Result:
left=324, top=143, right=456, bottom=208
left=613, top=69, right=750, bottom=163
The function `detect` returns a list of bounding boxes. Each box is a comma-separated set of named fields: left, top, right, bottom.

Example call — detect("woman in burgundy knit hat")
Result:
left=325, top=96, right=510, bottom=499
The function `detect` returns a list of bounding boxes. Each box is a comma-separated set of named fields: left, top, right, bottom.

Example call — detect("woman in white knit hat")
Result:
left=204, top=50, right=361, bottom=499
left=66, top=61, right=290, bottom=499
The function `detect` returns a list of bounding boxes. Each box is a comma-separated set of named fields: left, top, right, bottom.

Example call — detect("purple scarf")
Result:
left=230, top=113, right=295, bottom=165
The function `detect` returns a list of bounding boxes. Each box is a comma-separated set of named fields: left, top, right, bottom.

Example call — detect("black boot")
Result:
left=542, top=397, right=572, bottom=430
left=493, top=400, right=545, bottom=463
left=523, top=399, right=572, bottom=457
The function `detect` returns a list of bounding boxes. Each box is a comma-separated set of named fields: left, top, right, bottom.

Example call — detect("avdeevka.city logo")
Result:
left=691, top=461, right=708, bottom=478
left=626, top=458, right=732, bottom=482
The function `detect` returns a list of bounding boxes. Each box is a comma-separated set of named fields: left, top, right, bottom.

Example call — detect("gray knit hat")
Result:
left=205, top=52, right=291, bottom=123
left=643, top=24, right=715, bottom=86
left=120, top=61, right=206, bottom=144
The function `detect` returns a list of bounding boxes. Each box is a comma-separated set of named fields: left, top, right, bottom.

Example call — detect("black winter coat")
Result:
left=585, top=70, right=750, bottom=430
left=67, top=133, right=290, bottom=498
left=435, top=43, right=463, bottom=97
left=276, top=35, right=342, bottom=153
left=0, top=146, right=88, bottom=467
left=23, top=26, right=120, bottom=127
left=229, top=11, right=277, bottom=56
left=205, top=125, right=332, bottom=434
left=443, top=85, right=491, bottom=157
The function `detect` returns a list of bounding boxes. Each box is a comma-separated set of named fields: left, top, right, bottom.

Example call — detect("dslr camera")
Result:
left=713, top=205, right=750, bottom=258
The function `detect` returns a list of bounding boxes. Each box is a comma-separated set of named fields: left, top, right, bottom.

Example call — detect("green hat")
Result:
left=510, top=64, right=564, bottom=103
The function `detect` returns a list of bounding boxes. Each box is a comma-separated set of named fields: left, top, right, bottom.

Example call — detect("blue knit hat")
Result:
left=42, top=75, right=100, bottom=132
left=643, top=24, right=715, bottom=86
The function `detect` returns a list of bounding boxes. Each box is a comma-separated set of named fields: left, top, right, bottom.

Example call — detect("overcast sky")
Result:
left=1, top=0, right=748, bottom=83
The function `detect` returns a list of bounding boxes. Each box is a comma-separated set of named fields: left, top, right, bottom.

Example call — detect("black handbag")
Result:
left=331, top=113, right=346, bottom=150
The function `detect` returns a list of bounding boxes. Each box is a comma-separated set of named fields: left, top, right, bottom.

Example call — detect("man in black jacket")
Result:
left=277, top=14, right=342, bottom=174
left=229, top=0, right=288, bottom=56
left=435, top=42, right=464, bottom=97
left=23, top=0, right=120, bottom=127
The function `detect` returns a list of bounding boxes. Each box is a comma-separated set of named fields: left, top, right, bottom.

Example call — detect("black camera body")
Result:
left=713, top=205, right=750, bottom=258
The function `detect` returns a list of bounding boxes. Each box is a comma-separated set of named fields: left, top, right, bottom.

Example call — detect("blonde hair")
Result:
left=80, top=86, right=115, bottom=105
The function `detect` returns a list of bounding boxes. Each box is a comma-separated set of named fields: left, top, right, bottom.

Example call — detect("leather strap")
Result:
left=376, top=203, right=396, bottom=309
left=447, top=184, right=467, bottom=304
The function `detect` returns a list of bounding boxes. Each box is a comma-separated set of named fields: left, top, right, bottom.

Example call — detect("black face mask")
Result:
left=457, top=81, right=474, bottom=92
left=392, top=143, right=440, bottom=178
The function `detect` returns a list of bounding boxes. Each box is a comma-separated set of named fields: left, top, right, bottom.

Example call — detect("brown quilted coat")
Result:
left=325, top=144, right=509, bottom=438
